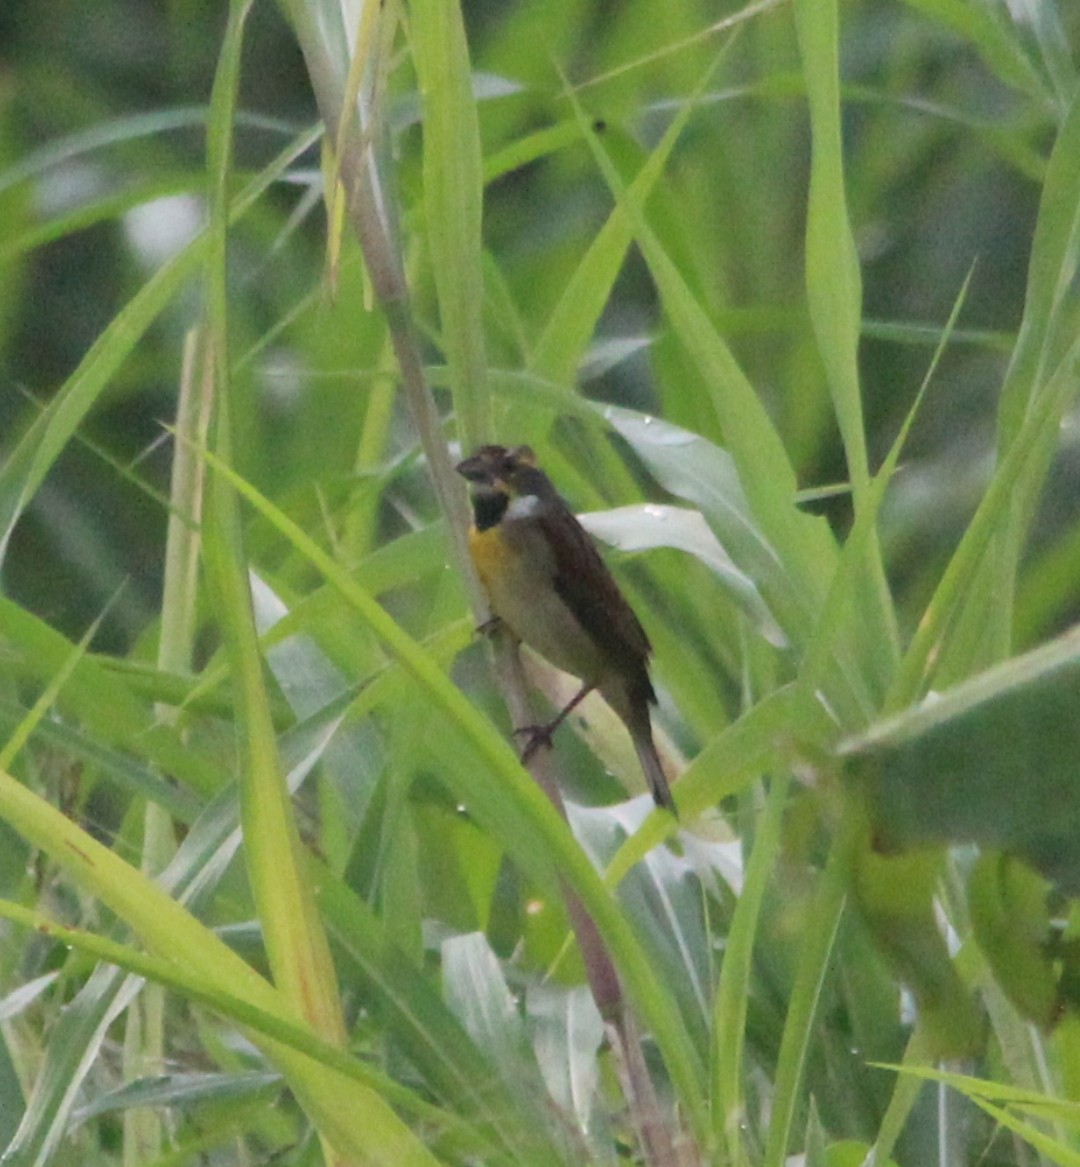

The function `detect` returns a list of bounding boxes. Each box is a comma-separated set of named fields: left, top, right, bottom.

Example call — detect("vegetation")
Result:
left=1, top=0, right=1079, bottom=1164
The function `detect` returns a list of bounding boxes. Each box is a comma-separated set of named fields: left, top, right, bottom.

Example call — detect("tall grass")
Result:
left=0, top=0, right=1078, bottom=1164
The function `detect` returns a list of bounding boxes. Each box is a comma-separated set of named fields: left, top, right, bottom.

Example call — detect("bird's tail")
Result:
left=631, top=722, right=677, bottom=816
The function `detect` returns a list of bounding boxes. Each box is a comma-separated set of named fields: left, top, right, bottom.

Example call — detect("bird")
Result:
left=456, top=443, right=676, bottom=814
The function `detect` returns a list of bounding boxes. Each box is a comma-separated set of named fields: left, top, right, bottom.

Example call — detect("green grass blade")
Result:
left=201, top=0, right=356, bottom=1134
left=794, top=0, right=899, bottom=692
left=800, top=268, right=974, bottom=708
left=712, top=774, right=789, bottom=1161
left=846, top=625, right=1080, bottom=892
left=762, top=822, right=849, bottom=1167
left=605, top=686, right=825, bottom=885
left=890, top=327, right=1080, bottom=705
left=412, top=0, right=489, bottom=445
left=793, top=0, right=866, bottom=492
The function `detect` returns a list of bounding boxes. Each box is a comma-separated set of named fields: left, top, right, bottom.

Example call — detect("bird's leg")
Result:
left=516, top=683, right=594, bottom=762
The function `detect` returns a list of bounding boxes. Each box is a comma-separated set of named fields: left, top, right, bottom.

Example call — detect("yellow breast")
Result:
left=466, top=521, right=604, bottom=684
left=468, top=524, right=515, bottom=592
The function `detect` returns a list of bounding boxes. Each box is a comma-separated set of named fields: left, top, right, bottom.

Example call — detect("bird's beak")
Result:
left=455, top=455, right=491, bottom=484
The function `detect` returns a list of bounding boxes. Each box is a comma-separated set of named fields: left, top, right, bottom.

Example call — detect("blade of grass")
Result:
left=872, top=1061, right=1080, bottom=1109
left=800, top=267, right=975, bottom=705
left=0, top=599, right=113, bottom=771
left=1, top=963, right=146, bottom=1166
left=864, top=1029, right=935, bottom=1167
left=322, top=0, right=384, bottom=294
left=793, top=0, right=867, bottom=494
left=0, top=175, right=203, bottom=264
left=560, top=89, right=831, bottom=588
left=966, top=1098, right=1080, bottom=1167
left=200, top=10, right=365, bottom=1163
left=198, top=10, right=439, bottom=1164
left=412, top=0, right=489, bottom=446
left=0, top=704, right=200, bottom=820
left=794, top=0, right=899, bottom=696
left=762, top=814, right=851, bottom=1167
left=712, top=773, right=790, bottom=1162
left=286, top=0, right=477, bottom=614
left=123, top=325, right=211, bottom=1167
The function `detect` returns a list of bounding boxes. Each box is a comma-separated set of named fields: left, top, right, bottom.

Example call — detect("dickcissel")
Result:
left=456, top=444, right=675, bottom=814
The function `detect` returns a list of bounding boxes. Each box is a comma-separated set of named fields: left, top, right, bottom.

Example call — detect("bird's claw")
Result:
left=514, top=722, right=555, bottom=762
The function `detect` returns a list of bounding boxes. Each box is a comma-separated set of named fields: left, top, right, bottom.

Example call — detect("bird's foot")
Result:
left=513, top=722, right=557, bottom=762
left=513, top=684, right=593, bottom=764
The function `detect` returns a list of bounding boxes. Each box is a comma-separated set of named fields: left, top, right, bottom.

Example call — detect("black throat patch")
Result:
left=473, top=491, right=509, bottom=531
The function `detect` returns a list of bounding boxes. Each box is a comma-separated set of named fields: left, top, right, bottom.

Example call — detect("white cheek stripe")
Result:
left=506, top=494, right=542, bottom=520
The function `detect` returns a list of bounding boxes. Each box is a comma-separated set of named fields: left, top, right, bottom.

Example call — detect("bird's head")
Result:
left=455, top=444, right=541, bottom=498
left=456, top=444, right=551, bottom=529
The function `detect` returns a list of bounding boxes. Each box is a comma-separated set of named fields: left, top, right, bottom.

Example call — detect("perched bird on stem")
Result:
left=456, top=444, right=676, bottom=814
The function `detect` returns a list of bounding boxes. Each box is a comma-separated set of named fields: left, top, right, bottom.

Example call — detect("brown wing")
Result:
left=536, top=500, right=655, bottom=700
